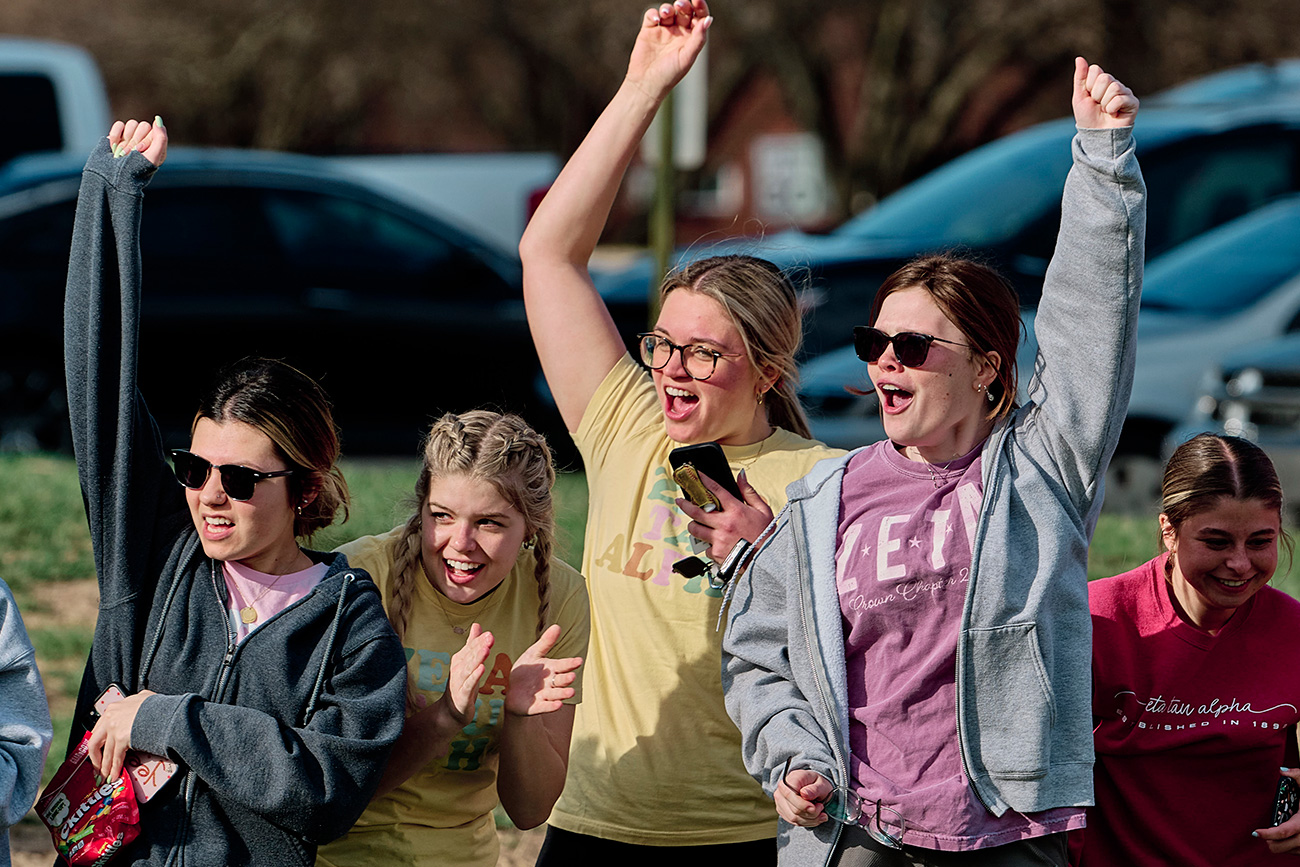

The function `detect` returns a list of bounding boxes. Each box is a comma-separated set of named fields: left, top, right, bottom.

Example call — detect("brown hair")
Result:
left=868, top=255, right=1022, bottom=420
left=194, top=357, right=349, bottom=538
left=661, top=255, right=812, bottom=439
left=1161, top=433, right=1286, bottom=530
left=386, top=411, right=556, bottom=694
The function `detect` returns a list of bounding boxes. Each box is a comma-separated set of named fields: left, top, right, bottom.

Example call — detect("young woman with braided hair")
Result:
left=316, top=410, right=589, bottom=867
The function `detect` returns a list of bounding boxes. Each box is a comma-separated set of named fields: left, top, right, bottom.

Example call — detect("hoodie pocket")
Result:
left=966, top=622, right=1054, bottom=779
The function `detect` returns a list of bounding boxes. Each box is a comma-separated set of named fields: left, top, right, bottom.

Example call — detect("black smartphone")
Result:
left=1274, top=775, right=1299, bottom=827
left=668, top=442, right=742, bottom=511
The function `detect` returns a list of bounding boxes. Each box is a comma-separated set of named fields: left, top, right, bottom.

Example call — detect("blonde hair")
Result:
left=387, top=411, right=557, bottom=703
left=661, top=255, right=812, bottom=439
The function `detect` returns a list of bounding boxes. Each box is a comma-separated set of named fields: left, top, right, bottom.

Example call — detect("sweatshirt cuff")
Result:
left=1074, top=125, right=1133, bottom=156
left=131, top=692, right=192, bottom=758
left=84, top=136, right=160, bottom=189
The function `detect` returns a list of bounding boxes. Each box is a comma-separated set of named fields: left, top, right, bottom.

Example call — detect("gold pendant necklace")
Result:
left=237, top=568, right=292, bottom=624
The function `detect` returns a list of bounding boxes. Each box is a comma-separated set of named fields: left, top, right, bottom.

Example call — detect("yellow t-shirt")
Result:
left=549, top=354, right=844, bottom=845
left=316, top=528, right=590, bottom=867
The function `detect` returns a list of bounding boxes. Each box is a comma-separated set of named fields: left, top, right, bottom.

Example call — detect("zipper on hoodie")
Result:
left=790, top=504, right=846, bottom=865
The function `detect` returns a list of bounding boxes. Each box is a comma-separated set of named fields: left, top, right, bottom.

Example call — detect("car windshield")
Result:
left=832, top=124, right=1074, bottom=246
left=1142, top=201, right=1300, bottom=313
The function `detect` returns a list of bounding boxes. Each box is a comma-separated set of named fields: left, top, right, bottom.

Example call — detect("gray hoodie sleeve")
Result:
left=0, top=579, right=53, bottom=860
left=1022, top=126, right=1146, bottom=506
left=723, top=508, right=841, bottom=793
left=63, top=139, right=192, bottom=727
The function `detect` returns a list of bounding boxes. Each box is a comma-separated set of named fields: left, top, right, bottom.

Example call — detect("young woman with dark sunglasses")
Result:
left=61, top=118, right=407, bottom=866
left=518, top=2, right=842, bottom=862
left=1077, top=434, right=1300, bottom=865
left=723, top=59, right=1146, bottom=866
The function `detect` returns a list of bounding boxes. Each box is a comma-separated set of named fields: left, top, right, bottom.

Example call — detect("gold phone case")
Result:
left=672, top=463, right=720, bottom=512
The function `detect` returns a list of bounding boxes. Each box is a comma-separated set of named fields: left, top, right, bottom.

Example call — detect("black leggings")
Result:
left=535, top=826, right=777, bottom=867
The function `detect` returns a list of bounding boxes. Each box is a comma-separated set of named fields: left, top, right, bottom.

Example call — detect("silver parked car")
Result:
left=1166, top=333, right=1300, bottom=520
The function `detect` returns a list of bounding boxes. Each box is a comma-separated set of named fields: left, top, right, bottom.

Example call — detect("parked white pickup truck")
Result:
left=0, top=37, right=110, bottom=166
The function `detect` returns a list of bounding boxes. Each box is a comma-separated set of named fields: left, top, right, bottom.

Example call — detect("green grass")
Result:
left=0, top=455, right=96, bottom=595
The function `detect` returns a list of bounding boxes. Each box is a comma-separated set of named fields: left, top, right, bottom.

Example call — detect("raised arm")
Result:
left=519, top=1, right=711, bottom=430
left=1024, top=58, right=1145, bottom=500
left=63, top=118, right=187, bottom=736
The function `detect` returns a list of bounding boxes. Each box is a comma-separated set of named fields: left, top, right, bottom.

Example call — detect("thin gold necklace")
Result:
left=231, top=556, right=302, bottom=623
left=236, top=571, right=289, bottom=624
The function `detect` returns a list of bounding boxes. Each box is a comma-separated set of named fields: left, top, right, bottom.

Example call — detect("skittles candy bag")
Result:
left=37, top=732, right=140, bottom=865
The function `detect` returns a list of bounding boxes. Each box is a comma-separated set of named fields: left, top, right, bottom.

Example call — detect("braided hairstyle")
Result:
left=387, top=411, right=557, bottom=683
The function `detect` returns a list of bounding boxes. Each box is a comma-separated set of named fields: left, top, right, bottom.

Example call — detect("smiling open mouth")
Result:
left=878, top=383, right=914, bottom=412
left=445, top=559, right=485, bottom=583
left=664, top=385, right=699, bottom=419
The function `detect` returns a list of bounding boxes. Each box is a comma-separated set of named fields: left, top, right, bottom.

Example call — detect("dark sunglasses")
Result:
left=854, top=325, right=972, bottom=368
left=169, top=449, right=296, bottom=501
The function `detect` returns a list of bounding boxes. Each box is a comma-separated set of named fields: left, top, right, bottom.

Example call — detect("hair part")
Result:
left=1160, top=432, right=1292, bottom=567
left=661, top=255, right=812, bottom=439
left=193, top=357, right=349, bottom=538
left=869, top=255, right=1022, bottom=420
left=388, top=411, right=557, bottom=706
left=1161, top=433, right=1286, bottom=527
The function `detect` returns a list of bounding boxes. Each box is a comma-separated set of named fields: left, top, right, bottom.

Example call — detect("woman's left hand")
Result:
left=108, top=117, right=168, bottom=167
left=1072, top=57, right=1138, bottom=129
left=1254, top=768, right=1300, bottom=854
left=506, top=624, right=583, bottom=717
left=87, top=689, right=157, bottom=781
left=676, top=469, right=774, bottom=565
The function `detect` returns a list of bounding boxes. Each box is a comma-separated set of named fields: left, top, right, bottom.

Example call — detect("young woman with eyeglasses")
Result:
left=315, top=410, right=589, bottom=867
left=62, top=118, right=407, bottom=866
left=723, top=59, right=1146, bottom=866
left=1075, top=434, right=1300, bottom=865
left=518, top=2, right=842, bottom=862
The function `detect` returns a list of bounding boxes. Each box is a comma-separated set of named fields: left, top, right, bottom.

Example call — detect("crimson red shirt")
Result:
left=1080, top=555, right=1300, bottom=865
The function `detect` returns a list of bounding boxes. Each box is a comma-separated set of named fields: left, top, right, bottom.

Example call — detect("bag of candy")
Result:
left=37, top=732, right=140, bottom=865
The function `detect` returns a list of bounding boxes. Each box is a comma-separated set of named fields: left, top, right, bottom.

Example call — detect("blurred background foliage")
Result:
left=4, top=0, right=1299, bottom=223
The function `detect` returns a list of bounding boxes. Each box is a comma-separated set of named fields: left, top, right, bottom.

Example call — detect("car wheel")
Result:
left=1102, top=454, right=1163, bottom=515
left=0, top=364, right=70, bottom=453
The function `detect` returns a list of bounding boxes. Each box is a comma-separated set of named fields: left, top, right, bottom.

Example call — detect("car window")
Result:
left=141, top=186, right=283, bottom=289
left=831, top=126, right=1074, bottom=247
left=0, top=76, right=62, bottom=163
left=260, top=188, right=512, bottom=302
left=262, top=188, right=455, bottom=275
left=1142, top=200, right=1300, bottom=313
left=1142, top=129, right=1298, bottom=256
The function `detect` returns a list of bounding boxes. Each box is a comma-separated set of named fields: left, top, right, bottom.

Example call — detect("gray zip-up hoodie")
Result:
left=722, top=126, right=1146, bottom=865
left=62, top=138, right=408, bottom=866
left=1, top=578, right=52, bottom=867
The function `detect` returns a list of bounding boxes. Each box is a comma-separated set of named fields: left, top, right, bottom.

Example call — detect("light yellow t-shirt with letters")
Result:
left=548, top=354, right=843, bottom=845
left=317, top=529, right=590, bottom=867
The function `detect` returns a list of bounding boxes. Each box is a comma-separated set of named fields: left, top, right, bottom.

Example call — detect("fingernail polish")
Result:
left=1283, top=767, right=1291, bottom=773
